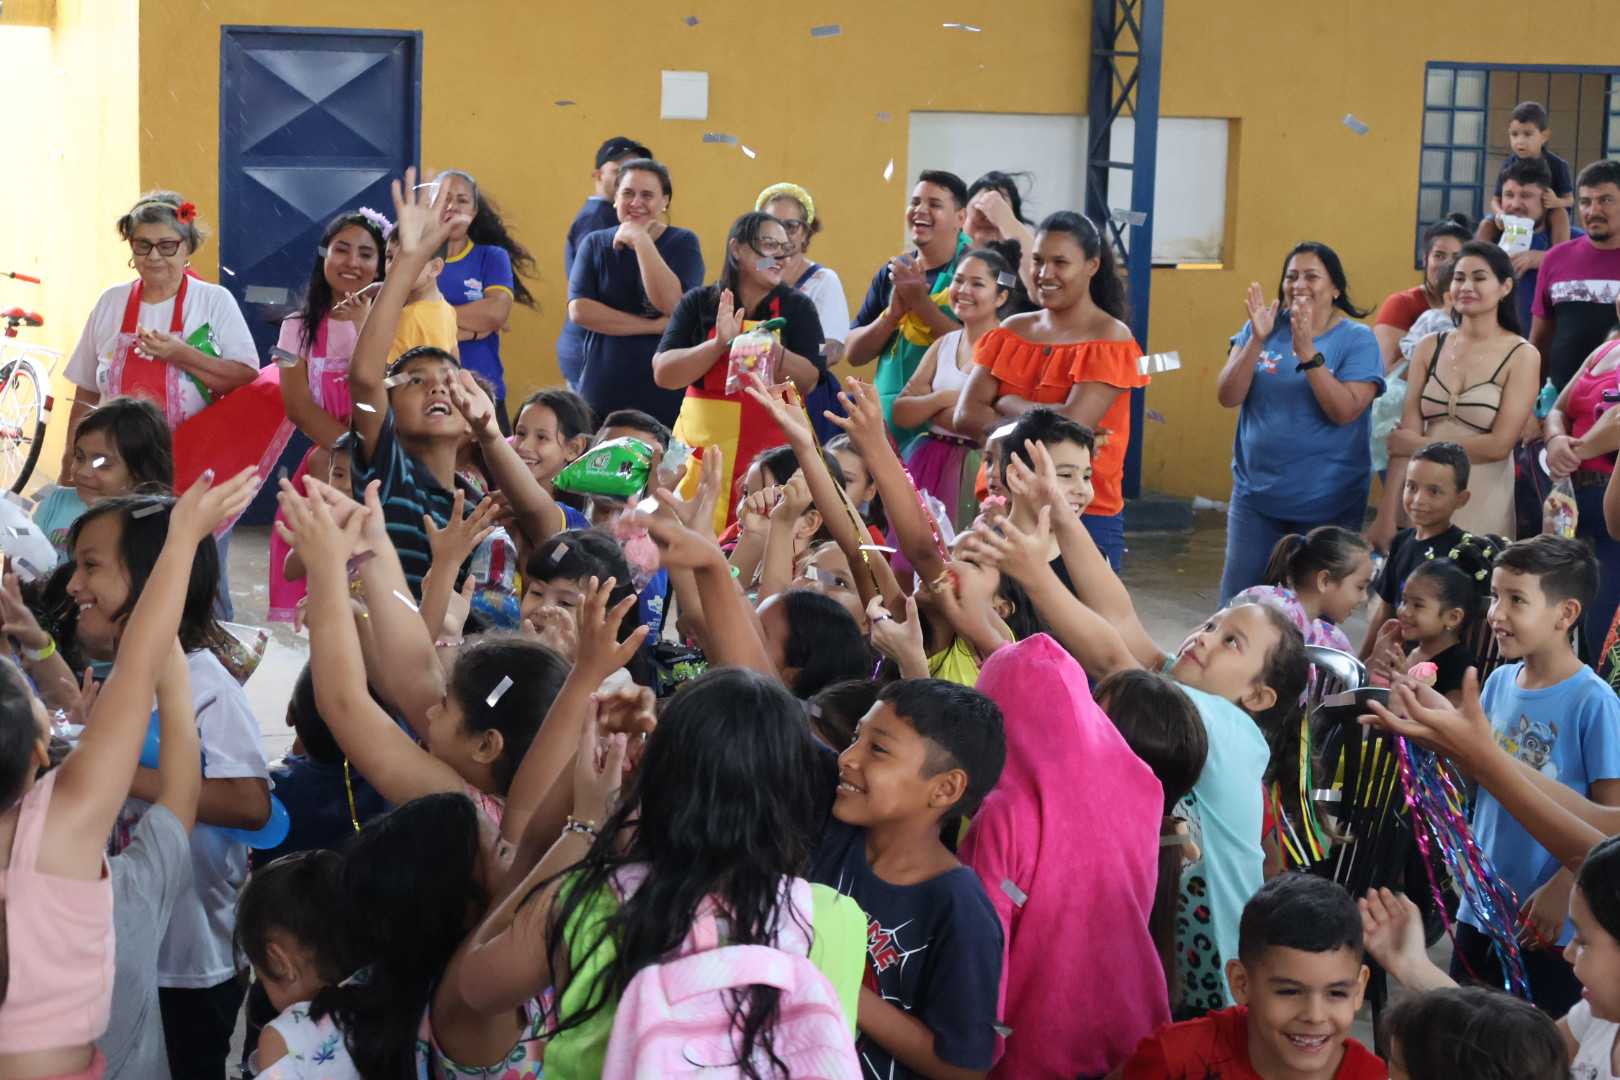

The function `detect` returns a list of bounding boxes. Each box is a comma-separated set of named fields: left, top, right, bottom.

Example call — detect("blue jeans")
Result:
left=1083, top=510, right=1125, bottom=571
left=1219, top=487, right=1369, bottom=605
left=1576, top=481, right=1620, bottom=659
left=214, top=528, right=234, bottom=623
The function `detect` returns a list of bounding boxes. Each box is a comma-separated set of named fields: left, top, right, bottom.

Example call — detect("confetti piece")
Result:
left=1311, top=789, right=1344, bottom=802
left=683, top=14, right=699, bottom=25
left=755, top=257, right=779, bottom=270
left=355, top=402, right=377, bottom=413
left=876, top=111, right=893, bottom=123
left=991, top=1023, right=1013, bottom=1038
left=996, top=272, right=1017, bottom=287
left=1145, top=409, right=1168, bottom=424
left=132, top=504, right=165, bottom=519
left=1000, top=879, right=1028, bottom=907
left=414, top=181, right=441, bottom=202
left=221, top=266, right=236, bottom=276
left=809, top=566, right=839, bottom=586
left=701, top=133, right=740, bottom=146
left=554, top=100, right=576, bottom=106
left=1342, top=113, right=1370, bottom=135
left=859, top=544, right=897, bottom=554
left=1110, top=207, right=1147, bottom=227
left=2, top=492, right=32, bottom=512
left=485, top=675, right=514, bottom=707
left=277, top=466, right=289, bottom=483
left=1160, top=833, right=1189, bottom=847
left=634, top=496, right=661, bottom=515
left=989, top=421, right=1017, bottom=441
left=550, top=542, right=570, bottom=564
left=316, top=246, right=330, bottom=258
left=382, top=372, right=411, bottom=389
left=1139, top=351, right=1182, bottom=375
left=943, top=22, right=982, bottom=31
left=4, top=526, right=27, bottom=537
left=807, top=702, right=823, bottom=718
left=271, top=347, right=300, bottom=368
left=13, top=558, right=39, bottom=583
left=91, top=456, right=107, bottom=468
left=883, top=158, right=894, bottom=181
left=740, top=144, right=756, bottom=159
left=392, top=589, right=420, bottom=613
left=810, top=23, right=841, bottom=37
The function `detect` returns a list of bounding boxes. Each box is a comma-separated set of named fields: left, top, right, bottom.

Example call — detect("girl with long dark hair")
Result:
left=457, top=667, right=868, bottom=1079
left=1215, top=241, right=1386, bottom=600
left=1373, top=239, right=1539, bottom=545
left=270, top=207, right=389, bottom=622
left=652, top=211, right=826, bottom=530
left=435, top=170, right=538, bottom=426
left=954, top=211, right=1147, bottom=569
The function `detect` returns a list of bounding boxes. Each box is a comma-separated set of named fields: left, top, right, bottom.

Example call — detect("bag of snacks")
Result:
left=554, top=437, right=653, bottom=498
left=725, top=317, right=786, bottom=396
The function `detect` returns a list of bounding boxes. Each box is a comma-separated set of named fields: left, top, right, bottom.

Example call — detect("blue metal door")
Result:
left=219, top=25, right=421, bottom=360
left=219, top=26, right=419, bottom=524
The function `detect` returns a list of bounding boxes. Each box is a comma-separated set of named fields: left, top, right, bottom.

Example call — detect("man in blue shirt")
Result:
left=557, top=136, right=652, bottom=389
left=1477, top=156, right=1585, bottom=332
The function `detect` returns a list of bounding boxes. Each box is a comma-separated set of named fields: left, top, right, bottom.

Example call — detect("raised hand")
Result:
left=629, top=491, right=727, bottom=571
left=1244, top=281, right=1279, bottom=339
left=771, top=472, right=813, bottom=522
left=868, top=593, right=927, bottom=678
left=1361, top=667, right=1493, bottom=763
left=669, top=446, right=724, bottom=539
left=737, top=485, right=780, bottom=537
left=525, top=605, right=579, bottom=662
left=426, top=488, right=499, bottom=569
left=389, top=166, right=456, bottom=262
left=743, top=373, right=814, bottom=447
left=170, top=466, right=259, bottom=545
left=714, top=289, right=746, bottom=344
left=964, top=506, right=1052, bottom=585
left=0, top=564, right=51, bottom=654
left=572, top=700, right=629, bottom=829
left=446, top=369, right=499, bottom=441
left=1004, top=439, right=1079, bottom=528
left=573, top=575, right=650, bottom=682
left=1358, top=888, right=1450, bottom=989
left=829, top=376, right=889, bottom=451
left=276, top=476, right=368, bottom=575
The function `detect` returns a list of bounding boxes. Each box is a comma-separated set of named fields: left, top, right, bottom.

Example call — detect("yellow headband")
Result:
left=755, top=182, right=815, bottom=226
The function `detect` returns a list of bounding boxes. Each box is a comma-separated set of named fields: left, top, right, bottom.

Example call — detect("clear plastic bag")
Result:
left=1543, top=478, right=1578, bottom=538
left=725, top=318, right=785, bottom=396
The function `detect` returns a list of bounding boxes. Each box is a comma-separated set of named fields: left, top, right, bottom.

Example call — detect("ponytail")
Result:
left=1261, top=526, right=1370, bottom=592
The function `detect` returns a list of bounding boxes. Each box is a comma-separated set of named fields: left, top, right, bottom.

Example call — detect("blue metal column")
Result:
left=1084, top=0, right=1162, bottom=500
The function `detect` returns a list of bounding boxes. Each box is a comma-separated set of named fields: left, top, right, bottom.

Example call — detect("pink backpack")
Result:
left=600, top=870, right=860, bottom=1080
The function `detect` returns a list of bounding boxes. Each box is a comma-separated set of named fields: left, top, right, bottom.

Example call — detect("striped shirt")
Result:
left=349, top=410, right=478, bottom=594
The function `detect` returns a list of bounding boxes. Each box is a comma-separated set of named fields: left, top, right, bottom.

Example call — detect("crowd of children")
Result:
left=6, top=94, right=1620, bottom=1080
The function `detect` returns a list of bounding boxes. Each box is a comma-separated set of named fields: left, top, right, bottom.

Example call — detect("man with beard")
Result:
left=845, top=170, right=970, bottom=447
left=1530, top=159, right=1620, bottom=390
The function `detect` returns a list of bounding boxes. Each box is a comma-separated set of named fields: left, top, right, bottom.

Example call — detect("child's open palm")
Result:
left=170, top=466, right=259, bottom=546
left=573, top=574, right=650, bottom=683
left=1005, top=440, right=1078, bottom=528
left=966, top=506, right=1052, bottom=585
left=447, top=369, right=499, bottom=440
left=276, top=477, right=369, bottom=575
left=743, top=374, right=813, bottom=448
left=389, top=166, right=457, bottom=260
left=830, top=376, right=889, bottom=452
left=426, top=488, right=499, bottom=568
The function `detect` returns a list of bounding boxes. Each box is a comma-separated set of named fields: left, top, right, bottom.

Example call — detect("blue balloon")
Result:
left=138, top=711, right=161, bottom=770
left=221, top=795, right=291, bottom=850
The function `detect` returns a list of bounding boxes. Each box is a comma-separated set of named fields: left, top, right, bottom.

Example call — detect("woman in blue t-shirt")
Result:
left=1215, top=242, right=1386, bottom=603
left=568, top=158, right=706, bottom=428
left=436, top=169, right=537, bottom=430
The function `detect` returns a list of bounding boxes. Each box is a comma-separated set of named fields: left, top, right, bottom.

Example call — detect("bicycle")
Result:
left=1, top=271, right=57, bottom=494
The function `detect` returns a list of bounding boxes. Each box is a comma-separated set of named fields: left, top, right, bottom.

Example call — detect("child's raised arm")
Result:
left=44, top=468, right=257, bottom=873
left=420, top=487, right=499, bottom=641
left=446, top=369, right=569, bottom=547
left=349, top=168, right=457, bottom=448
left=153, top=641, right=201, bottom=834
left=279, top=478, right=468, bottom=807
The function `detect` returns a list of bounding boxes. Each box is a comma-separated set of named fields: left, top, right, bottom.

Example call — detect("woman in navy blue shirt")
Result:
left=1215, top=242, right=1385, bottom=602
left=567, top=158, right=705, bottom=427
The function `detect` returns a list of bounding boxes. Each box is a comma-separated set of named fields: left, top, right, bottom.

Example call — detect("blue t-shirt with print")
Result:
left=441, top=242, right=515, bottom=398
left=568, top=226, right=705, bottom=428
left=1461, top=662, right=1620, bottom=944
left=1483, top=214, right=1587, bottom=331
left=1229, top=317, right=1385, bottom=519
left=32, top=486, right=88, bottom=564
left=810, top=817, right=1002, bottom=1080
left=558, top=198, right=622, bottom=388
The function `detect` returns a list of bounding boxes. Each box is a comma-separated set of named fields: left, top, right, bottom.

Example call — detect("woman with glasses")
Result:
left=60, top=190, right=259, bottom=486
left=652, top=211, right=826, bottom=528
left=756, top=183, right=848, bottom=368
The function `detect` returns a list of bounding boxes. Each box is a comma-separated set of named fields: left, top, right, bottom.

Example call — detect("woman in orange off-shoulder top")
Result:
left=955, top=210, right=1147, bottom=568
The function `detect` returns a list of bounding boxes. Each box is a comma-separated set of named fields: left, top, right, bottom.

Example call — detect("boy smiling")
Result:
left=1111, top=875, right=1383, bottom=1080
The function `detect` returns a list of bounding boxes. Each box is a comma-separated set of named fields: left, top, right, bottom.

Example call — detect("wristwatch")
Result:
left=1296, top=352, right=1326, bottom=373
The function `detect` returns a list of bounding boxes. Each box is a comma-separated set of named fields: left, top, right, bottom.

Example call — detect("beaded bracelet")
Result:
left=563, top=815, right=599, bottom=838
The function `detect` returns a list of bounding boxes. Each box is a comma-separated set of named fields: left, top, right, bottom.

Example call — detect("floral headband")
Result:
left=351, top=206, right=393, bottom=241
left=133, top=199, right=197, bottom=224
left=755, top=182, right=815, bottom=226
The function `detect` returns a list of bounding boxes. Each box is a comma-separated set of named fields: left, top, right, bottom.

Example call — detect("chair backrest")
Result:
left=1303, top=645, right=1368, bottom=715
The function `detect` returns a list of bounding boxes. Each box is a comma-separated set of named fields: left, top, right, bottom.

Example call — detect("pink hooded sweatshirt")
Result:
left=960, top=634, right=1168, bottom=1079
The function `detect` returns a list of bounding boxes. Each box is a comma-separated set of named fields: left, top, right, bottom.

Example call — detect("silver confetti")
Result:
left=996, top=272, right=1017, bottom=287
left=12, top=558, right=38, bottom=583
left=316, top=246, right=330, bottom=258
left=485, top=674, right=514, bottom=707
left=355, top=402, right=377, bottom=413
left=810, top=23, right=841, bottom=37
left=989, top=421, right=1018, bottom=441
left=91, top=456, right=107, bottom=468
left=1311, top=788, right=1344, bottom=802
left=1161, top=833, right=1189, bottom=847
left=755, top=257, right=779, bottom=270
left=635, top=496, right=661, bottom=515
left=1342, top=113, right=1370, bottom=136
left=1110, top=207, right=1147, bottom=227
left=740, top=145, right=756, bottom=159
left=1000, top=879, right=1027, bottom=907
left=701, top=133, right=740, bottom=146
left=2, top=492, right=33, bottom=512
left=382, top=372, right=412, bottom=389
left=807, top=702, right=823, bottom=718
left=393, top=589, right=420, bottom=613
left=549, top=542, right=570, bottom=565
left=858, top=544, right=897, bottom=554
left=876, top=111, right=893, bottom=123
left=1145, top=409, right=1168, bottom=425
left=271, top=347, right=301, bottom=368
left=991, top=1023, right=1013, bottom=1038
left=809, top=566, right=839, bottom=585
left=4, top=526, right=28, bottom=537
left=132, top=504, right=165, bottom=519
left=554, top=100, right=576, bottom=106
left=221, top=266, right=236, bottom=276
left=1138, top=351, right=1182, bottom=375
left=413, top=181, right=441, bottom=203
left=943, top=22, right=982, bottom=31
left=683, top=14, right=698, bottom=25
left=883, top=158, right=894, bottom=181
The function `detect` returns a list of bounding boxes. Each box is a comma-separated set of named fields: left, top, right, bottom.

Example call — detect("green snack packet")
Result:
left=184, top=323, right=221, bottom=357
left=554, top=436, right=653, bottom=498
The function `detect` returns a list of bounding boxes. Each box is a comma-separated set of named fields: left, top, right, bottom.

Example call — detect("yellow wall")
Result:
left=136, top=0, right=1087, bottom=386
left=1144, top=0, right=1619, bottom=499
left=22, top=0, right=1618, bottom=501
left=0, top=0, right=140, bottom=486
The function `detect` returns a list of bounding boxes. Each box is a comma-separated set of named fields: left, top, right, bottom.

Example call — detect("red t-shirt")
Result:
left=1374, top=285, right=1432, bottom=331
left=1121, top=1006, right=1387, bottom=1080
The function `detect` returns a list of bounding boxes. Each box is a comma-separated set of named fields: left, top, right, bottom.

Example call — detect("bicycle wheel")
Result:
left=0, top=360, right=47, bottom=494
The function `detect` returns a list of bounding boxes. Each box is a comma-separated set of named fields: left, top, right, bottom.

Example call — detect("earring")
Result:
left=127, top=257, right=136, bottom=269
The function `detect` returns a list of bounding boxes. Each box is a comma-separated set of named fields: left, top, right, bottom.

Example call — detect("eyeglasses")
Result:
left=131, top=239, right=183, bottom=256
left=779, top=220, right=808, bottom=235
left=751, top=237, right=787, bottom=255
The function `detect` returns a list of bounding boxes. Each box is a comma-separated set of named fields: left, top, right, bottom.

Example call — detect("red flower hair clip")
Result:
left=176, top=202, right=197, bottom=224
